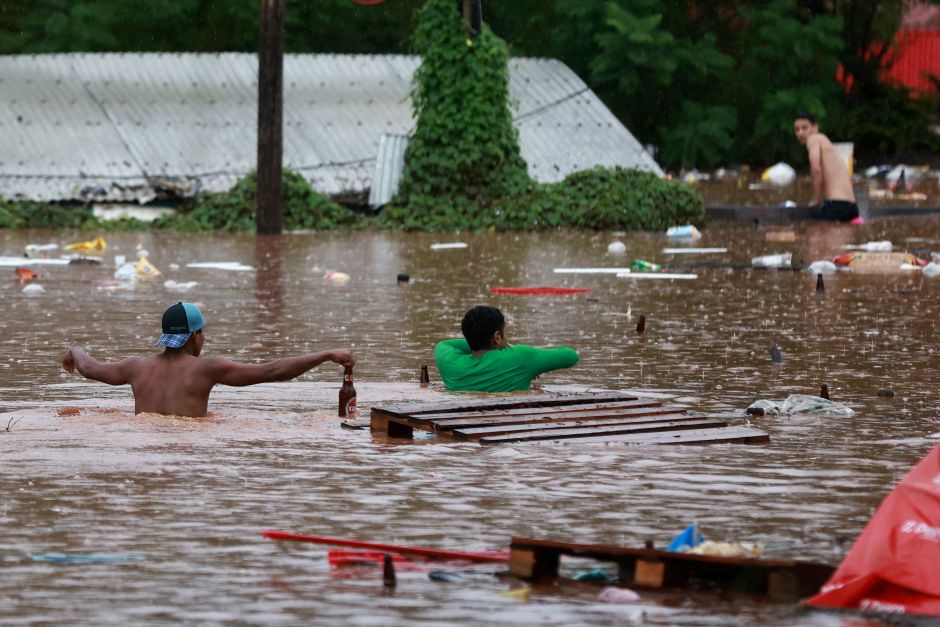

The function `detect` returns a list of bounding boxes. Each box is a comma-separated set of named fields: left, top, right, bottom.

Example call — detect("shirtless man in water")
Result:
left=62, top=302, right=355, bottom=417
left=794, top=112, right=858, bottom=221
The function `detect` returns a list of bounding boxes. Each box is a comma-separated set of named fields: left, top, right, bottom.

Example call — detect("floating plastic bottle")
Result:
left=751, top=252, right=792, bottom=268
left=630, top=259, right=661, bottom=272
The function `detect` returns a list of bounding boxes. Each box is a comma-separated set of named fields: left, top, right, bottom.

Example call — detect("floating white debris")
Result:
left=186, top=262, right=253, bottom=271
left=841, top=241, right=893, bottom=252
left=553, top=267, right=632, bottom=274
left=24, top=243, right=58, bottom=257
left=616, top=272, right=697, bottom=280
left=22, top=283, right=45, bottom=295
left=164, top=280, right=198, bottom=291
left=0, top=257, right=69, bottom=266
left=607, top=241, right=626, bottom=254
left=662, top=248, right=728, bottom=254
left=324, top=271, right=350, bottom=284
left=430, top=242, right=468, bottom=250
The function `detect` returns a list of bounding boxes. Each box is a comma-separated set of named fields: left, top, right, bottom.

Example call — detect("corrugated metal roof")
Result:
left=0, top=53, right=661, bottom=203
left=368, top=134, right=409, bottom=207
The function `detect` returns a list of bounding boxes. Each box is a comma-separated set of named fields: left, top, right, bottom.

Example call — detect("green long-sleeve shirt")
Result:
left=434, top=338, right=580, bottom=392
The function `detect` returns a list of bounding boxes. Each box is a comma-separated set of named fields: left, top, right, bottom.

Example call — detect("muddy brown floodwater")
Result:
left=1, top=219, right=939, bottom=625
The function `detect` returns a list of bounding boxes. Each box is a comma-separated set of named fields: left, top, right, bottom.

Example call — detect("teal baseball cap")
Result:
left=156, top=302, right=205, bottom=349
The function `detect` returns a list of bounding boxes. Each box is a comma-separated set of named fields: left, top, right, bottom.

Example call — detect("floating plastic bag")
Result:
left=922, top=262, right=940, bottom=278
left=747, top=394, right=855, bottom=417
left=64, top=236, right=107, bottom=256
left=114, top=263, right=137, bottom=281
left=22, top=283, right=44, bottom=295
left=687, top=541, right=763, bottom=559
left=666, top=225, right=702, bottom=240
left=667, top=523, right=704, bottom=552
left=761, top=162, right=796, bottom=186
left=607, top=241, right=626, bottom=254
left=807, top=260, right=838, bottom=275
left=598, top=587, right=641, bottom=603
left=135, top=256, right=161, bottom=278
left=24, top=243, right=58, bottom=258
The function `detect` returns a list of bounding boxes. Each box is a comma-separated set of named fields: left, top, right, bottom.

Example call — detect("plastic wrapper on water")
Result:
left=761, top=162, right=796, bottom=186
left=807, top=260, right=838, bottom=275
left=923, top=262, right=940, bottom=278
left=746, top=394, right=855, bottom=417
left=598, top=586, right=641, bottom=603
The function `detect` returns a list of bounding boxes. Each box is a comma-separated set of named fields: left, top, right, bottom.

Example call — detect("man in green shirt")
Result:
left=435, top=306, right=580, bottom=392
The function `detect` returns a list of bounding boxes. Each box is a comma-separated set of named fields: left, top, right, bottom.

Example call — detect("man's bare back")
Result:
left=62, top=302, right=355, bottom=417
left=794, top=115, right=855, bottom=205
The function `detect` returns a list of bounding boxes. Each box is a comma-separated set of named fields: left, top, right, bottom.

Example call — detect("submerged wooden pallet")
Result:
left=509, top=537, right=834, bottom=602
left=369, top=392, right=769, bottom=445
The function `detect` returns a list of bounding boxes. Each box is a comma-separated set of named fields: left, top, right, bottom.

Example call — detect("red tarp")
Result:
left=806, top=443, right=940, bottom=616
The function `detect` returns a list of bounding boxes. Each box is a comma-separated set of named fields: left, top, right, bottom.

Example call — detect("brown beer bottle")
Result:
left=338, top=366, right=357, bottom=418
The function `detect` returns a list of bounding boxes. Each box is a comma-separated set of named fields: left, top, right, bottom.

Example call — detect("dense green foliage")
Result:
left=378, top=0, right=702, bottom=232
left=156, top=170, right=359, bottom=232
left=1, top=0, right=937, bottom=167
left=394, top=0, right=529, bottom=215
left=382, top=168, right=703, bottom=232
left=0, top=201, right=149, bottom=230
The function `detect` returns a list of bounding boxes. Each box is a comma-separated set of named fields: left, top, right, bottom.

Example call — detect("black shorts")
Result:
left=816, top=200, right=859, bottom=221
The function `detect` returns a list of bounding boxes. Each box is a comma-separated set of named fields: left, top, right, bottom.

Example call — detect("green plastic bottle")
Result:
left=630, top=259, right=662, bottom=272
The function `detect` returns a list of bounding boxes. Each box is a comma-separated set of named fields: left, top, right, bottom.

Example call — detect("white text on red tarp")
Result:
left=859, top=599, right=907, bottom=613
left=900, top=519, right=940, bottom=543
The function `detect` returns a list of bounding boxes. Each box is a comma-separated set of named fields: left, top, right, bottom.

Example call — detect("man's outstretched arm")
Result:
left=208, top=349, right=355, bottom=387
left=62, top=347, right=138, bottom=385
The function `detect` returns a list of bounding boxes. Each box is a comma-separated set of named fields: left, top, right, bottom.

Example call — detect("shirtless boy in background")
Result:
left=793, top=112, right=859, bottom=221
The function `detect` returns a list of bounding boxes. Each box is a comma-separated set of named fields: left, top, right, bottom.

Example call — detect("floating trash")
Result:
left=922, top=262, right=940, bottom=278
left=186, top=262, right=253, bottom=271
left=15, top=267, right=40, bottom=281
left=64, top=236, right=107, bottom=256
left=325, top=271, right=350, bottom=284
left=597, top=586, right=641, bottom=603
left=22, top=283, right=45, bottom=295
left=665, top=225, right=702, bottom=240
left=164, top=280, right=198, bottom=291
left=616, top=272, right=697, bottom=280
left=662, top=248, right=727, bottom=254
left=761, top=162, right=796, bottom=186
left=553, top=267, right=631, bottom=274
left=0, top=257, right=68, bottom=267
left=806, top=260, right=838, bottom=275
left=751, top=252, right=792, bottom=268
left=607, top=241, right=626, bottom=254
left=687, top=541, right=763, bottom=559
left=667, top=523, right=704, bottom=552
left=841, top=241, right=893, bottom=252
left=24, top=243, right=58, bottom=258
left=135, top=256, right=161, bottom=278
left=630, top=259, right=661, bottom=272
left=430, top=242, right=468, bottom=250
left=30, top=552, right=147, bottom=565
left=746, top=394, right=855, bottom=417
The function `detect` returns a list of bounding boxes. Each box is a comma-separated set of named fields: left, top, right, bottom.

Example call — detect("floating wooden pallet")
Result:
left=369, top=392, right=769, bottom=445
left=509, top=537, right=834, bottom=602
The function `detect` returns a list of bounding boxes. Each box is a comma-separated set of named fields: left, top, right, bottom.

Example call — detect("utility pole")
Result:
left=459, top=0, right=482, bottom=35
left=257, top=0, right=285, bottom=235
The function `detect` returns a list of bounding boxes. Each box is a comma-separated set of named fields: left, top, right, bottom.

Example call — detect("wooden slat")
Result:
left=477, top=419, right=727, bottom=444
left=508, top=536, right=832, bottom=599
left=428, top=405, right=680, bottom=431
left=373, top=391, right=635, bottom=418
left=491, top=426, right=770, bottom=446
left=451, top=412, right=705, bottom=440
left=412, top=399, right=661, bottom=422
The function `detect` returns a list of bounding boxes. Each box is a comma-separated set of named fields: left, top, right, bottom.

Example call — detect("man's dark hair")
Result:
left=794, top=112, right=817, bottom=124
left=461, top=306, right=505, bottom=351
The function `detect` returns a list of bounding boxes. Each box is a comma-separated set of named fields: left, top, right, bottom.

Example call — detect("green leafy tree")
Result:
left=392, top=0, right=530, bottom=222
left=730, top=0, right=844, bottom=163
